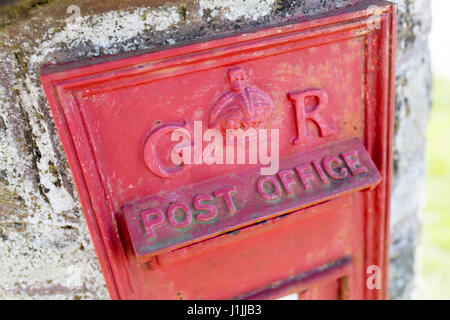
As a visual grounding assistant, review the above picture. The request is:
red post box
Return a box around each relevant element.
[40,0,396,300]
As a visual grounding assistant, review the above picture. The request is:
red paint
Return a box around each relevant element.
[257,176,282,200]
[193,194,218,222]
[40,0,396,300]
[322,156,349,180]
[288,89,334,144]
[342,150,369,176]
[167,202,193,229]
[123,138,381,261]
[142,122,192,178]
[142,208,165,239]
[210,66,274,132]
[277,169,297,196]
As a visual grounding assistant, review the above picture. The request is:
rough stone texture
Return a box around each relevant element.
[389,0,432,300]
[0,0,431,299]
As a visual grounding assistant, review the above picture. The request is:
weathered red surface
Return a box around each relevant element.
[40,0,396,300]
[124,138,381,261]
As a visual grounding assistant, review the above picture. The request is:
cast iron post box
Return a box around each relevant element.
[40,0,396,300]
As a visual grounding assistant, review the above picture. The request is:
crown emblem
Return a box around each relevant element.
[209,67,274,132]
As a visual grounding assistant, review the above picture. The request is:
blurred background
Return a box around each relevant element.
[420,0,450,300]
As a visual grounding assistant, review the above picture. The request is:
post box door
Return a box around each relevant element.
[40,0,396,300]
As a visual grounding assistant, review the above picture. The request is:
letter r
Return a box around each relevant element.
[288,89,334,145]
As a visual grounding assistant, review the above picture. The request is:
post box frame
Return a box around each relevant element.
[41,0,396,300]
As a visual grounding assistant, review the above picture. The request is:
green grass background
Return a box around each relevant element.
[421,77,450,299]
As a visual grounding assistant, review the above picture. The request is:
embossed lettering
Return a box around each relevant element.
[213,186,238,214]
[143,122,193,178]
[323,156,348,180]
[125,140,382,252]
[167,202,193,229]
[312,160,330,185]
[193,194,218,221]
[142,208,165,239]
[256,176,282,201]
[295,164,316,190]
[341,150,368,176]
[277,169,297,196]
[209,67,274,132]
[288,89,334,144]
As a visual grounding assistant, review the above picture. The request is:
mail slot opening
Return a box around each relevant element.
[121,191,360,271]
[235,255,353,300]
[139,192,358,297]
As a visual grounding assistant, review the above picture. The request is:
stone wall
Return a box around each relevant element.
[0,0,431,299]
[389,0,432,299]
